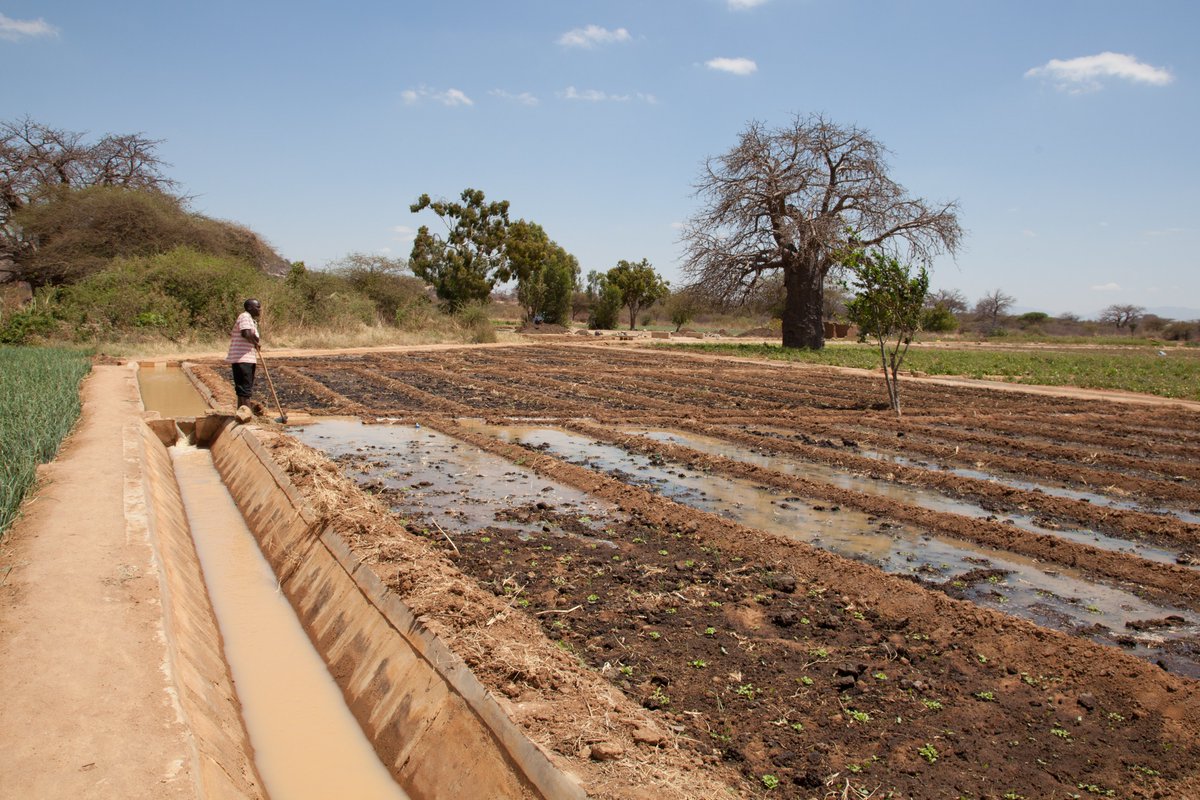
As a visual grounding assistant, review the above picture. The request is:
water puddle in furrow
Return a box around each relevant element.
[619,427,1193,569]
[295,419,1199,677]
[854,443,1200,527]
[137,365,209,417]
[291,420,620,544]
[170,444,408,800]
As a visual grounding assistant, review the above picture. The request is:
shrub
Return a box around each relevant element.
[0,292,60,344]
[588,280,622,330]
[11,186,286,287]
[53,247,265,341]
[273,262,376,331]
[456,302,497,343]
[921,305,959,333]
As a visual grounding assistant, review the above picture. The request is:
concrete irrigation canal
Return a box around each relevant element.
[3,344,1200,799]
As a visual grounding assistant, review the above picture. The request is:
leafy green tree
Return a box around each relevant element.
[1017,311,1049,330]
[845,251,929,417]
[502,220,580,325]
[409,188,510,311]
[586,270,622,330]
[605,258,669,330]
[666,288,702,332]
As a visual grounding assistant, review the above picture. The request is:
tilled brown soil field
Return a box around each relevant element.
[193,343,1200,799]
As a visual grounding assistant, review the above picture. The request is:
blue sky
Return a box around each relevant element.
[4,1,1197,318]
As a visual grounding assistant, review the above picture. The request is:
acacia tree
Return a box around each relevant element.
[606,258,669,330]
[2,117,178,279]
[844,251,929,417]
[681,114,961,349]
[409,188,510,311]
[1099,303,1145,334]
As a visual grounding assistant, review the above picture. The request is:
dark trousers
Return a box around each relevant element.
[231,363,257,406]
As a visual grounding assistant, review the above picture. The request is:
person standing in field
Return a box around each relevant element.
[225,298,263,413]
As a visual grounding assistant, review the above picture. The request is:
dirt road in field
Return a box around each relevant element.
[0,366,193,799]
[191,342,1200,798]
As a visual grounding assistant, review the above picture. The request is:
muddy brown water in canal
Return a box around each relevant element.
[172,445,408,799]
[194,345,1200,798]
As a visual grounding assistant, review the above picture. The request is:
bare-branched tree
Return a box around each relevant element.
[1,117,177,268]
[681,114,962,349]
[973,288,1016,328]
[1098,303,1145,334]
[926,287,968,314]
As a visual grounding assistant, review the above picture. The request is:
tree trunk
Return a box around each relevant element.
[781,258,826,349]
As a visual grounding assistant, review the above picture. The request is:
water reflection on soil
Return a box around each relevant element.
[291,419,622,544]
[294,419,1200,677]
[855,444,1200,527]
[622,427,1191,568]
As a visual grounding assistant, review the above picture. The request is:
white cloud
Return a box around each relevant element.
[377,247,393,254]
[669,221,686,231]
[558,25,631,49]
[1091,282,1122,292]
[392,225,416,242]
[489,89,539,106]
[728,0,769,9]
[560,86,656,104]
[0,13,58,40]
[1025,52,1172,93]
[1144,227,1186,237]
[402,86,473,107]
[706,57,758,76]
[1021,229,1037,238]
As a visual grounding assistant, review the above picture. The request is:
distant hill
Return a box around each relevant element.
[1146,306,1200,321]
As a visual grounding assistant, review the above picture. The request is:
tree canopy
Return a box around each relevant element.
[606,258,669,330]
[10,185,286,287]
[845,251,929,416]
[409,188,510,311]
[503,219,579,325]
[681,114,961,349]
[2,117,178,270]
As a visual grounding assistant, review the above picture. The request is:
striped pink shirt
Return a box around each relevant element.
[225,311,259,364]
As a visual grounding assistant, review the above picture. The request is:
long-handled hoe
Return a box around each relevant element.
[256,349,288,424]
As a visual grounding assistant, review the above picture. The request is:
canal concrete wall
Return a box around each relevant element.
[207,420,585,800]
[133,415,265,799]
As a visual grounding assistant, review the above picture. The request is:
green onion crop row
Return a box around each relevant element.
[0,347,92,536]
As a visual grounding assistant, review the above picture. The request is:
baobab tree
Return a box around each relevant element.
[681,114,962,349]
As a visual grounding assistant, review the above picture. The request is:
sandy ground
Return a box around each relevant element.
[0,365,194,799]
